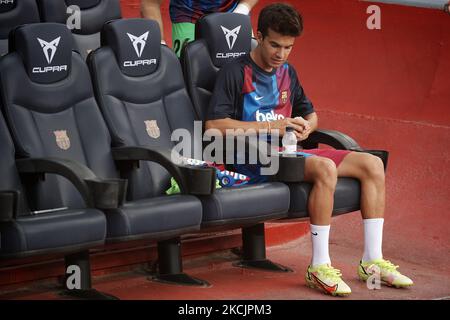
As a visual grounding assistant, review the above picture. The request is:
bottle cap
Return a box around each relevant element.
[286,126,294,132]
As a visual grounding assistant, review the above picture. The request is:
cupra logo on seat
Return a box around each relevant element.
[127,32,149,58]
[0,0,14,4]
[37,37,61,64]
[220,25,241,50]
[216,25,246,59]
[124,31,156,67]
[33,37,67,74]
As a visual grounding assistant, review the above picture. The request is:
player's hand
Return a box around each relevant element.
[271,117,307,139]
[293,117,312,140]
[292,117,310,131]
[296,125,312,141]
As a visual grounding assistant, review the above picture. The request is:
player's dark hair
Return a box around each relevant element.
[257,3,303,38]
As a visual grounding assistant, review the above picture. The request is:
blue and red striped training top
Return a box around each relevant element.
[207,54,315,182]
[169,0,238,24]
[207,54,315,123]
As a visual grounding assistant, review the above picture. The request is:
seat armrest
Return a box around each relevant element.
[302,129,363,151]
[112,146,216,195]
[84,178,128,208]
[0,190,19,221]
[16,158,126,209]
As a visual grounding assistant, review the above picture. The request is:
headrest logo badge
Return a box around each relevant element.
[32,36,67,74]
[54,130,71,150]
[220,25,241,50]
[127,32,149,58]
[145,120,160,139]
[37,37,61,64]
[216,25,246,59]
[0,0,14,4]
[123,31,156,68]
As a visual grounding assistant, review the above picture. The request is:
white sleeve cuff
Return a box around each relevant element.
[233,3,250,15]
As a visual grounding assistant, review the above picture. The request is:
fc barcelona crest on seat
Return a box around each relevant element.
[145,120,160,139]
[54,130,71,150]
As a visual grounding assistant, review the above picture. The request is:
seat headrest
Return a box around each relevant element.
[10,23,74,84]
[0,0,16,13]
[101,18,161,77]
[65,0,100,10]
[38,0,122,36]
[1,0,41,41]
[195,13,252,68]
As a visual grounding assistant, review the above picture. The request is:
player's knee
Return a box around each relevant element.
[316,158,338,186]
[364,154,385,181]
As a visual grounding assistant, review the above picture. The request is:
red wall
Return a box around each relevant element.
[285,1,450,126]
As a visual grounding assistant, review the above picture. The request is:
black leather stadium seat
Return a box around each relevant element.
[182,13,253,121]
[88,18,292,275]
[182,12,375,220]
[37,0,121,59]
[0,0,40,56]
[0,92,112,298]
[0,22,213,289]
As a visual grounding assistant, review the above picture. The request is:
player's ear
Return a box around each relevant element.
[256,31,263,44]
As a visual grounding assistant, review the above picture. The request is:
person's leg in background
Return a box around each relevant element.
[171,22,195,58]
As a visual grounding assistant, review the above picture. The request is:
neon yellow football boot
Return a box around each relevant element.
[358,259,414,288]
[305,264,352,296]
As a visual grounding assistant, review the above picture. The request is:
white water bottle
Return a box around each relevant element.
[282,126,297,155]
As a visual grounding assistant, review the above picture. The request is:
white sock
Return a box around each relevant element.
[362,218,384,262]
[310,224,331,267]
